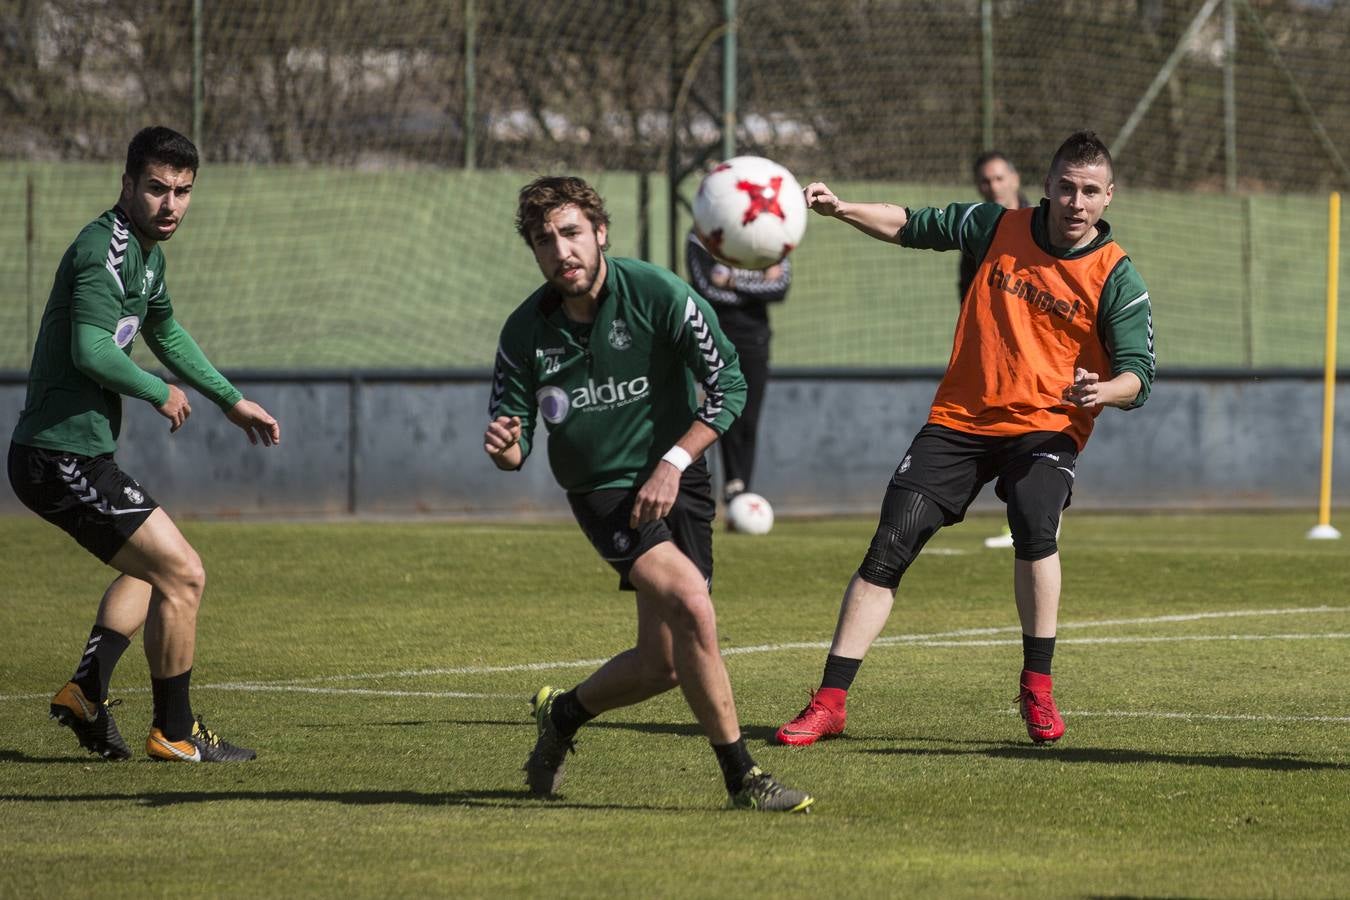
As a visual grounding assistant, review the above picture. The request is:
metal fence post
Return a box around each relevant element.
[1241,195,1255,366]
[638,172,650,262]
[1223,0,1237,192]
[464,0,477,170]
[192,0,203,150]
[980,0,994,150]
[722,0,737,162]
[667,0,679,270]
[348,373,362,514]
[26,174,35,364]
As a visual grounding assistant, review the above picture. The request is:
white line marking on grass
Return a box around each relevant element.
[878,605,1348,644]
[2,606,1343,703]
[215,605,1350,687]
[913,632,1350,647]
[1062,709,1350,724]
[0,685,513,702]
[870,605,1349,648]
[7,685,1347,725]
[285,657,619,683]
[206,683,513,700]
[1056,605,1347,629]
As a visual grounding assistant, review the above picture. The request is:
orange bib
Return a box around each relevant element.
[928,207,1125,449]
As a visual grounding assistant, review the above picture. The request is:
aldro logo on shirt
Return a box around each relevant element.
[987,264,1083,324]
[536,376,651,425]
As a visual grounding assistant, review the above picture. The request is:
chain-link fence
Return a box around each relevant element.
[2,0,1347,370]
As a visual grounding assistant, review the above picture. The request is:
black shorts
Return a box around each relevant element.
[890,423,1078,524]
[7,442,159,563]
[567,458,715,592]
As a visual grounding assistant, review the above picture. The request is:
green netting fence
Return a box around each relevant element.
[2,0,1348,371]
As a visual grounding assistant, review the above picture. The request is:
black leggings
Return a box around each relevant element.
[715,308,770,497]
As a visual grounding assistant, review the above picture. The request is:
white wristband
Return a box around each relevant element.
[661,446,693,473]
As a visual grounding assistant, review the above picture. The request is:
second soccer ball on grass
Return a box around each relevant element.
[727,492,774,535]
[692,156,807,270]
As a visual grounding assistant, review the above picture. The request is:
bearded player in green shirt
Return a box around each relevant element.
[8,127,279,763]
[484,176,813,812]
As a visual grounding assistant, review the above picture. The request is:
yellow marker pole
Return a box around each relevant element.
[1309,191,1342,539]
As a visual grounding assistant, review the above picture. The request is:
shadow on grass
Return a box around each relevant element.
[568,720,780,743]
[311,718,781,743]
[0,786,680,811]
[862,741,1349,771]
[295,719,466,729]
[0,749,109,765]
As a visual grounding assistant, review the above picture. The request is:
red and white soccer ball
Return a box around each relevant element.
[727,492,775,536]
[693,156,808,270]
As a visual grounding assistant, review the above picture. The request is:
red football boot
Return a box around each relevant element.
[775,689,847,746]
[1017,669,1065,744]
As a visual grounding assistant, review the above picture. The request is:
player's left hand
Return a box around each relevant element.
[631,463,681,527]
[227,398,281,446]
[1063,368,1100,408]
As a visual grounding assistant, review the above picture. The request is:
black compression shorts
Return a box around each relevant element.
[8,442,159,563]
[567,457,715,592]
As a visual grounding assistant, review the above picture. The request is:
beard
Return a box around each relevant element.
[125,205,178,244]
[552,257,600,297]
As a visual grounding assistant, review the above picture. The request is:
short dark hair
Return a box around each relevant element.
[973,150,1016,176]
[515,176,611,248]
[1049,130,1113,182]
[126,126,199,183]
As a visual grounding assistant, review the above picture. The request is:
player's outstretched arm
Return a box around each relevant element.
[483,415,523,470]
[225,398,281,446]
[804,181,909,244]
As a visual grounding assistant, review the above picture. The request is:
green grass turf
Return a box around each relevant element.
[1,511,1347,897]
[2,163,1347,371]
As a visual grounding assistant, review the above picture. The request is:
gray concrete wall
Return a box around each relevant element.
[2,375,1346,517]
[754,377,1349,512]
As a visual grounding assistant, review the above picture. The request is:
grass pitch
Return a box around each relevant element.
[0,511,1347,898]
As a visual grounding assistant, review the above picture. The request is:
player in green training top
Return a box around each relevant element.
[8,126,280,763]
[484,176,813,812]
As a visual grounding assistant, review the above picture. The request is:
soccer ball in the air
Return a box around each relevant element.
[693,156,807,270]
[727,492,775,535]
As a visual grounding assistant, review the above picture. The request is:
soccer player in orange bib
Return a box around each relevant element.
[775,131,1155,746]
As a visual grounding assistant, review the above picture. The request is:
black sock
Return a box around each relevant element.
[151,669,194,740]
[821,654,863,692]
[712,736,756,794]
[72,625,131,703]
[549,688,596,737]
[1022,635,1056,676]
